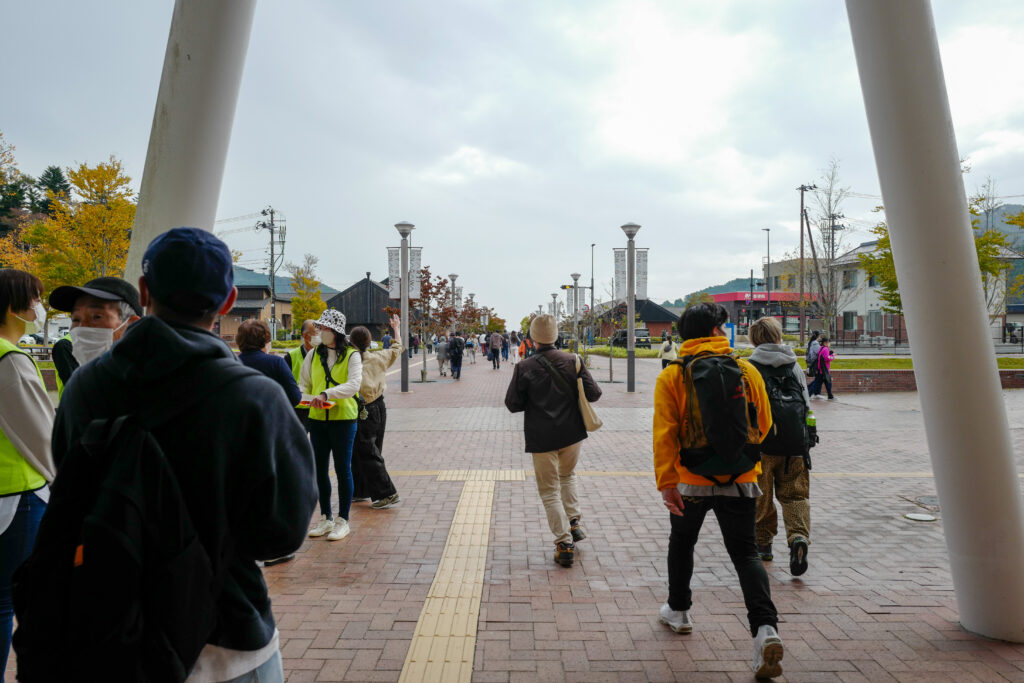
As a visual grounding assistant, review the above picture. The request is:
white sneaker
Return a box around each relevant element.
[327,518,350,541]
[308,515,334,538]
[658,603,693,634]
[752,625,783,679]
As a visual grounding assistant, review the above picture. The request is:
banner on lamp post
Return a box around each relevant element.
[387,247,422,298]
[614,248,626,299]
[636,248,648,300]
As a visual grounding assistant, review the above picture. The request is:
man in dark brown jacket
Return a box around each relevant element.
[505,314,602,567]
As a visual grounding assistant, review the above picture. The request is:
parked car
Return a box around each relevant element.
[18,333,45,346]
[610,328,651,349]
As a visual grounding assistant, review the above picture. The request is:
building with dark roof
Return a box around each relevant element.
[217,266,339,341]
[325,273,393,339]
[593,298,680,340]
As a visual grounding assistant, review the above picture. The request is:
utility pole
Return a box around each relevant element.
[256,206,285,340]
[621,223,641,393]
[590,243,596,344]
[797,184,817,344]
[763,228,771,320]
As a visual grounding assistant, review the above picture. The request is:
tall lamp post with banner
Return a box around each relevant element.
[621,223,641,393]
[394,222,414,392]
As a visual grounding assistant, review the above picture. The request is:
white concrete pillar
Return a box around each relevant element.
[125,0,257,282]
[847,0,1024,642]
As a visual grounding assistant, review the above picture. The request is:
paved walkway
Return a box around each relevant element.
[15,352,1023,681]
[259,351,1024,682]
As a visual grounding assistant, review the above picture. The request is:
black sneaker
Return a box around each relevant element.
[554,542,575,567]
[263,554,295,567]
[570,517,586,542]
[790,537,808,576]
[757,544,773,562]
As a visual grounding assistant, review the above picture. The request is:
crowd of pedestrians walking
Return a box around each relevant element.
[0,227,826,680]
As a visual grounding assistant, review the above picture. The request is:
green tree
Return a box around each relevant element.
[683,291,714,307]
[34,165,71,215]
[0,156,136,291]
[287,253,326,330]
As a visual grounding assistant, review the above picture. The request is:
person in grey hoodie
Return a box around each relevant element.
[747,317,812,577]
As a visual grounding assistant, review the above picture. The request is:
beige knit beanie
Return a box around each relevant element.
[529,314,558,344]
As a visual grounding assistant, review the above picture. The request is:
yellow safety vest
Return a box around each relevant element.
[0,338,47,496]
[287,345,308,410]
[308,347,358,421]
[55,333,72,400]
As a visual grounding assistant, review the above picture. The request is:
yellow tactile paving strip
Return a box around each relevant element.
[437,468,527,481]
[399,471,523,683]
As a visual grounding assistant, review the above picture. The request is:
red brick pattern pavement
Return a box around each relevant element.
[11,353,1024,681]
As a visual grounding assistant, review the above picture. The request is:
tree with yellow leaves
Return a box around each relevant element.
[0,156,136,296]
[288,253,327,331]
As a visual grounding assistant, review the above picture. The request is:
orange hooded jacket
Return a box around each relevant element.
[653,336,772,490]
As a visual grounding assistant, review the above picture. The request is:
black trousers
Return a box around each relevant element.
[491,349,500,369]
[351,398,397,501]
[667,495,778,637]
[450,355,463,379]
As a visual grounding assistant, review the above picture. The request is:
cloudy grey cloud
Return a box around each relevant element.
[3,0,1023,321]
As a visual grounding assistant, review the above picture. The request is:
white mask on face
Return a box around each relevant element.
[320,330,335,347]
[70,317,130,366]
[71,326,113,365]
[14,302,47,335]
[309,334,322,347]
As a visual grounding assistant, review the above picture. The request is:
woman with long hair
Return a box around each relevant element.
[349,316,402,509]
[300,309,362,541]
[0,269,56,673]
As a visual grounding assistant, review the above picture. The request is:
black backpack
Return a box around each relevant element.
[671,353,760,486]
[749,361,812,465]
[448,337,464,359]
[13,359,255,682]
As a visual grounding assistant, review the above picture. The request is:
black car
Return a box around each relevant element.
[610,328,651,349]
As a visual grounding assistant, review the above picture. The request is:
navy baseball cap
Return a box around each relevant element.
[142,227,234,312]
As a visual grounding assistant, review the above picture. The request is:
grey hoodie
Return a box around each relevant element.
[748,343,811,407]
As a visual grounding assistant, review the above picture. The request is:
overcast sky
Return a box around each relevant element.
[4,1,1024,321]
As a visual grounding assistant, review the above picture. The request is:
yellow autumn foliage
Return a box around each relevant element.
[0,156,136,297]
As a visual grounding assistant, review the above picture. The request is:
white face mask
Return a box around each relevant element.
[14,302,47,335]
[70,318,128,366]
[320,330,335,347]
[309,334,322,347]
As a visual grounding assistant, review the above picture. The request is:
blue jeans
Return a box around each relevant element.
[221,650,283,683]
[308,420,358,521]
[1,492,46,680]
[450,355,463,379]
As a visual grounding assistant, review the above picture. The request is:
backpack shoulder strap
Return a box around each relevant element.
[536,352,574,395]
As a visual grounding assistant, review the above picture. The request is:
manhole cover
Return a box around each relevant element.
[916,495,940,507]
[905,512,937,522]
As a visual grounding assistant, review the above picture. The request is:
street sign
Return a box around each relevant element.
[724,322,736,348]
[582,304,590,312]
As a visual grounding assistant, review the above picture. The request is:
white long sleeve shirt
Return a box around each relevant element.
[298,346,363,402]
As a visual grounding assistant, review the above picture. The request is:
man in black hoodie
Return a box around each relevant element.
[52,227,317,681]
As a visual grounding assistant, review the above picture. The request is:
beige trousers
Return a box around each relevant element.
[532,441,582,545]
[755,454,811,547]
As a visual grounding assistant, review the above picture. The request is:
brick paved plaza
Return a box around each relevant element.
[12,354,1024,682]
[255,353,1024,682]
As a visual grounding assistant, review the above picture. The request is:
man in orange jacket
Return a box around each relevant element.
[653,302,784,680]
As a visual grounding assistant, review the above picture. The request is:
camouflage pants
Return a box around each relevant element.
[755,454,810,547]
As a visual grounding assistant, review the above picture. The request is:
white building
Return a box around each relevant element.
[832,240,1022,344]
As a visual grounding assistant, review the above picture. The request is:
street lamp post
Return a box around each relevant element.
[590,244,596,343]
[763,228,771,321]
[395,222,414,392]
[621,223,641,393]
[551,292,558,318]
[448,273,458,315]
[571,272,581,352]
